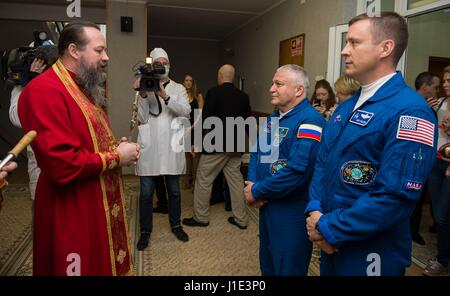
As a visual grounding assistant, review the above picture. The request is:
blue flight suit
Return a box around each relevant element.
[306,72,438,276]
[248,99,325,275]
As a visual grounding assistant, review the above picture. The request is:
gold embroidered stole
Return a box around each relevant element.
[52,59,133,275]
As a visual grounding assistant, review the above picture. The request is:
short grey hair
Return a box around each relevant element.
[276,64,310,91]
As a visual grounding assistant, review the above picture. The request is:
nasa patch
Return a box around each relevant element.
[349,110,374,127]
[406,180,423,191]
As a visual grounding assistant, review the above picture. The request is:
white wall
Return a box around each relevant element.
[148,37,220,95]
[106,1,147,174]
[221,0,355,113]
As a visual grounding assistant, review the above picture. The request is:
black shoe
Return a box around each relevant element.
[225,203,232,212]
[412,233,426,245]
[172,227,189,242]
[137,233,150,250]
[429,224,437,233]
[153,206,168,214]
[182,217,209,227]
[228,217,247,230]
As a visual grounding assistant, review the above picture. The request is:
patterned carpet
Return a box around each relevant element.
[0,177,265,276]
[0,184,32,275]
[0,177,438,276]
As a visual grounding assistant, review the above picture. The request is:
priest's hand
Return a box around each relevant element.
[118,137,128,145]
[116,142,140,166]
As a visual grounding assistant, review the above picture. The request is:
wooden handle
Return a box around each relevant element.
[10,130,37,157]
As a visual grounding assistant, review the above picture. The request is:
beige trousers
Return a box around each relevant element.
[193,153,248,227]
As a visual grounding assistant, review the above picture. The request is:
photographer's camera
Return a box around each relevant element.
[135,58,166,92]
[1,31,57,87]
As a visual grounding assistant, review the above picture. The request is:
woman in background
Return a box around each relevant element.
[310,79,336,120]
[183,74,204,189]
[334,75,360,103]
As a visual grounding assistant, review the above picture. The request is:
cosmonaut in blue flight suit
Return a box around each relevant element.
[246,65,325,275]
[306,72,438,276]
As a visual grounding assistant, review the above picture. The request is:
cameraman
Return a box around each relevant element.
[9,57,48,201]
[133,48,191,250]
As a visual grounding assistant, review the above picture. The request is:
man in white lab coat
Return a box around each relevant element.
[135,48,191,250]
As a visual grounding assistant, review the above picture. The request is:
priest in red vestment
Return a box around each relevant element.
[18,21,140,276]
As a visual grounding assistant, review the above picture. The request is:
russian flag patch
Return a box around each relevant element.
[297,124,322,142]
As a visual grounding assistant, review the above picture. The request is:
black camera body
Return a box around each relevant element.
[137,61,165,92]
[1,45,58,87]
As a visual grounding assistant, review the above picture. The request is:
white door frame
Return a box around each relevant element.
[328,0,450,81]
[326,24,348,84]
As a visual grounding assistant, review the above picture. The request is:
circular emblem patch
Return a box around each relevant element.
[341,161,377,185]
[271,159,287,175]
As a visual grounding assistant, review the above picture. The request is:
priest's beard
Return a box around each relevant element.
[76,57,107,107]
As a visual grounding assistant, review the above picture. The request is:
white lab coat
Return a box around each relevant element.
[136,80,191,176]
[9,85,41,200]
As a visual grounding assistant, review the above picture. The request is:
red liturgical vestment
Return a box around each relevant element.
[18,60,133,276]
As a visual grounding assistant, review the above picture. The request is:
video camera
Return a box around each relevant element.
[135,57,166,92]
[1,31,58,87]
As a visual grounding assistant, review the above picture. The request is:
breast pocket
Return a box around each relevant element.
[399,150,426,201]
[384,149,426,201]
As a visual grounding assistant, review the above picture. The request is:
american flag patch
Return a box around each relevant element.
[297,124,322,142]
[396,116,434,147]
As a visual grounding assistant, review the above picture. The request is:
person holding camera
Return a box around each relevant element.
[18,21,139,276]
[9,58,48,202]
[134,48,191,250]
[9,39,59,202]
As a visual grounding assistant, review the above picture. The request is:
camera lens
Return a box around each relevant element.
[145,79,155,89]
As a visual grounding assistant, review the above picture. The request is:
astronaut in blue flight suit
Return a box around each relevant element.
[244,64,325,275]
[306,12,438,276]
